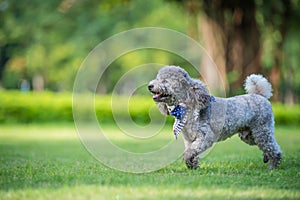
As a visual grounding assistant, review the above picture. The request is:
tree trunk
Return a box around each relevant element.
[200,0,261,95]
[0,44,12,82]
[199,14,228,95]
[185,0,227,95]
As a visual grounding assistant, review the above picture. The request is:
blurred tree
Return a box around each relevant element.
[0,0,65,90]
[177,0,261,95]
[1,0,299,102]
[257,0,300,103]
[0,0,188,91]
[174,0,300,103]
[256,0,292,102]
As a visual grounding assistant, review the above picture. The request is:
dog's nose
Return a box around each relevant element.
[148,84,154,91]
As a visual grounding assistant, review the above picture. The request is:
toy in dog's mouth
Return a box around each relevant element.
[151,92,171,102]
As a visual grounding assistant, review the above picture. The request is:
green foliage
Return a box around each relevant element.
[0,91,73,123]
[0,0,188,92]
[0,91,299,125]
[0,91,171,124]
[0,125,299,199]
[1,0,300,102]
[273,103,300,125]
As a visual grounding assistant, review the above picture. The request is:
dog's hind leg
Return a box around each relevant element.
[251,126,282,169]
[239,129,273,164]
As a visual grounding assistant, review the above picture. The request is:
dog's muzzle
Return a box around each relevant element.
[148,82,171,103]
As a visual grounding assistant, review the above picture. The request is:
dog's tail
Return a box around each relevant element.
[244,74,272,99]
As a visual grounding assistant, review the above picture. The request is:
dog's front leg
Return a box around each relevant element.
[184,130,215,169]
[183,138,201,169]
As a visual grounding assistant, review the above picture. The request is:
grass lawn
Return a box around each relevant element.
[0,124,299,199]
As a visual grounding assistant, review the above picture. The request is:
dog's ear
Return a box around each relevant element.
[157,102,169,115]
[191,80,211,109]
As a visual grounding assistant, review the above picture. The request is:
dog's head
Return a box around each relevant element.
[148,66,211,115]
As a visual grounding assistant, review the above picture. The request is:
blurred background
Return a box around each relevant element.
[1,1,300,198]
[1,0,300,104]
[0,0,300,125]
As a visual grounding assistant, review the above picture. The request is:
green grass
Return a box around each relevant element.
[0,124,299,199]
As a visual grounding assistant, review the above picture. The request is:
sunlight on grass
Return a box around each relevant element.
[1,185,299,200]
[0,124,78,141]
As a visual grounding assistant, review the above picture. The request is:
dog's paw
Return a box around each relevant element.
[268,153,282,170]
[184,149,199,169]
[185,159,199,169]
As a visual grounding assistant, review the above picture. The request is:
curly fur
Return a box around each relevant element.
[244,74,273,99]
[148,66,282,170]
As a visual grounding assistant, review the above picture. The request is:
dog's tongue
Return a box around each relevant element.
[153,93,161,98]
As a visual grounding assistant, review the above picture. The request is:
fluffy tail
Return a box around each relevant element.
[244,74,272,99]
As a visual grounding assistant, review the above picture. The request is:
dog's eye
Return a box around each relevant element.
[161,79,168,84]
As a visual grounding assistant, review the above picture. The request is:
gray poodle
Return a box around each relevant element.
[148,66,282,169]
